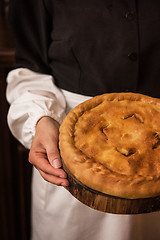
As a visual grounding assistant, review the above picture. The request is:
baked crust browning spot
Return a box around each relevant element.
[59,93,160,199]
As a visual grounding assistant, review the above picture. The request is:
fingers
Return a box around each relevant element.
[29,140,69,186]
[31,153,64,175]
[29,117,69,187]
[38,169,69,186]
[29,151,69,186]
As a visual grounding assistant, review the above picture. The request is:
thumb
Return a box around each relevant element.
[46,141,62,169]
[50,157,62,169]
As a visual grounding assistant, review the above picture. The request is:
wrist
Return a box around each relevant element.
[36,116,59,129]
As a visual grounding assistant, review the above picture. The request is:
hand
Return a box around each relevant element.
[29,116,69,187]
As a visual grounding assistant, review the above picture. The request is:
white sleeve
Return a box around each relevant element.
[6,68,66,149]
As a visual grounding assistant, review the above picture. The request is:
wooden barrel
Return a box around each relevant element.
[63,161,160,215]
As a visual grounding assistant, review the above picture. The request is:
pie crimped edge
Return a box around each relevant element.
[59,92,160,199]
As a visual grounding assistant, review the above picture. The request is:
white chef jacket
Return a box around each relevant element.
[6,68,160,240]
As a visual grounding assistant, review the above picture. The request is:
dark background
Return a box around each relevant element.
[0,1,32,239]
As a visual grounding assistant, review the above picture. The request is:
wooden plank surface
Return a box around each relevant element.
[63,162,160,214]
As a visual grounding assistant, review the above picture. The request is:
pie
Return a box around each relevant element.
[59,92,160,199]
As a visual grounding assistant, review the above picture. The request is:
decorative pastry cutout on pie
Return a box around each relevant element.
[59,93,160,199]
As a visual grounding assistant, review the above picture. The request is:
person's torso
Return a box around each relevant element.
[45,0,160,97]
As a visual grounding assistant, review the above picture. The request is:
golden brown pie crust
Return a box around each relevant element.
[59,92,160,199]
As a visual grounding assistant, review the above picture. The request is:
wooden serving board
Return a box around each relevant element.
[62,162,160,214]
